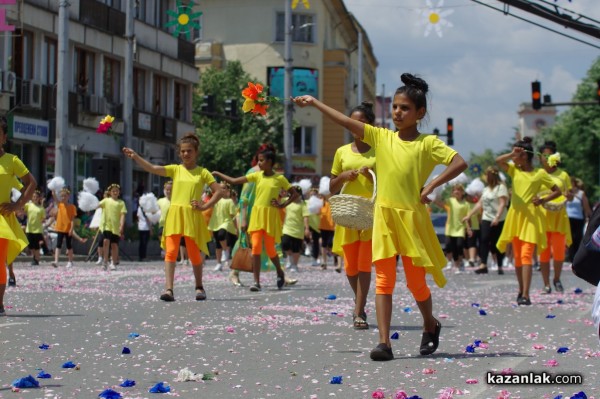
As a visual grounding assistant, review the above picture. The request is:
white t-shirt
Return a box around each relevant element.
[593,284,600,345]
[137,207,151,231]
[481,184,508,222]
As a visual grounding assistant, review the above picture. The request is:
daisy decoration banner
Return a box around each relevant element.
[417,0,454,38]
[165,0,202,40]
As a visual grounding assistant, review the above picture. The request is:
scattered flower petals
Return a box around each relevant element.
[11,375,39,388]
[466,378,478,384]
[62,361,77,369]
[533,344,545,350]
[393,390,409,399]
[371,390,385,399]
[423,368,436,374]
[174,368,203,382]
[119,379,136,387]
[501,368,513,375]
[98,388,122,399]
[544,359,559,367]
[330,376,343,384]
[226,326,235,333]
[149,382,170,393]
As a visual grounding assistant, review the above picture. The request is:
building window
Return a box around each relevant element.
[133,68,145,111]
[155,1,170,30]
[135,0,146,22]
[293,126,315,155]
[153,74,168,115]
[276,13,315,43]
[45,38,57,85]
[174,83,188,121]
[12,30,34,80]
[105,0,122,10]
[103,57,121,104]
[74,48,95,95]
[75,152,93,191]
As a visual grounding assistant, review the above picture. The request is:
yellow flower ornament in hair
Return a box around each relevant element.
[547,152,561,168]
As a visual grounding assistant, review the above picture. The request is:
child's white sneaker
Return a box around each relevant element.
[290,264,299,273]
[213,263,223,271]
[109,261,116,271]
[96,257,104,265]
[66,261,73,268]
[221,250,229,262]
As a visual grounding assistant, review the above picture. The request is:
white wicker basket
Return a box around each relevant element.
[329,169,376,230]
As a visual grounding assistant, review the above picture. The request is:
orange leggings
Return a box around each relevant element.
[512,238,535,267]
[343,240,372,276]
[0,239,7,285]
[164,235,202,265]
[374,256,431,301]
[539,232,566,262]
[250,230,277,258]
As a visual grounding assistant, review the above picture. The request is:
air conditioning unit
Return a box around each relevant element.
[21,80,42,108]
[2,71,17,95]
[87,95,100,114]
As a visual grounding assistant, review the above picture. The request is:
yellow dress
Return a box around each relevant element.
[497,163,556,252]
[444,197,470,238]
[24,202,45,234]
[0,153,29,263]
[162,164,215,254]
[246,171,292,243]
[540,168,572,246]
[157,197,170,228]
[362,125,457,288]
[330,143,376,256]
[282,201,309,240]
[99,198,127,235]
[208,198,237,235]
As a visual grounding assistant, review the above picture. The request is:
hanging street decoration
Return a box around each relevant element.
[417,0,454,38]
[165,0,202,41]
[292,0,310,10]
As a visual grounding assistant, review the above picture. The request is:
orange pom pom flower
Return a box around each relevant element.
[241,82,278,116]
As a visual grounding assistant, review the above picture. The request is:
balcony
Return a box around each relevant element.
[79,0,125,36]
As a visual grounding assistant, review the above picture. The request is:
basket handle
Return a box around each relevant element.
[339,169,377,203]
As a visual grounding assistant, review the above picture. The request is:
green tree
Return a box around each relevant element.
[539,57,600,201]
[467,149,498,178]
[194,61,284,178]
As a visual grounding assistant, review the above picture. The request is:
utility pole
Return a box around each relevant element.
[357,30,363,103]
[122,0,134,224]
[283,0,293,177]
[380,84,385,128]
[55,0,70,183]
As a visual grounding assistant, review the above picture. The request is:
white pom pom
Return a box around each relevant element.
[77,191,99,212]
[307,195,323,214]
[139,192,159,213]
[499,172,506,182]
[83,177,100,194]
[465,178,485,196]
[297,179,312,196]
[47,176,65,192]
[11,188,22,203]
[319,176,330,196]
[146,211,161,225]
[448,172,469,186]
[89,208,102,229]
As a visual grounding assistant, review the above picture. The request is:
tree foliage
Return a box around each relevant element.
[538,57,600,201]
[193,61,284,178]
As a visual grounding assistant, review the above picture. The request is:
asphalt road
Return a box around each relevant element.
[1,257,598,398]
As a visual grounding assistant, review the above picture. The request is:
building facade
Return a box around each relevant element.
[1,0,198,197]
[517,102,557,139]
[195,0,377,177]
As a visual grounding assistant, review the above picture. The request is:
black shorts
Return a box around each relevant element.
[27,233,43,250]
[445,236,465,261]
[103,231,120,244]
[320,229,334,249]
[214,229,237,249]
[282,234,303,253]
[56,232,73,250]
[465,229,480,249]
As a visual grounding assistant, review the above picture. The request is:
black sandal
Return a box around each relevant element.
[160,288,175,302]
[370,343,394,361]
[195,286,206,301]
[419,319,441,355]
[352,313,369,330]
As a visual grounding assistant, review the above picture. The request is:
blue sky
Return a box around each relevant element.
[345,0,599,159]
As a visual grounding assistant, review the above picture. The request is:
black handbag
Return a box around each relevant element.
[572,205,600,287]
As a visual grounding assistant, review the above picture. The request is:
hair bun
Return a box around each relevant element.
[400,73,429,94]
[522,136,533,144]
[360,101,374,110]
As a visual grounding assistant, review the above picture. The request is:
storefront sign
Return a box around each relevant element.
[0,0,17,32]
[138,112,152,131]
[12,115,50,143]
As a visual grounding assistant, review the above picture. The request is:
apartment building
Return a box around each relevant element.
[0,0,198,194]
[195,0,377,176]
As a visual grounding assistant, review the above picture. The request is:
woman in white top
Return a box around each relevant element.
[566,177,592,262]
[463,166,508,274]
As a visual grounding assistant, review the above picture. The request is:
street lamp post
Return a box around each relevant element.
[283,0,293,177]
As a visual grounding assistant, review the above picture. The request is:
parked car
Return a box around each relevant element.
[430,213,447,244]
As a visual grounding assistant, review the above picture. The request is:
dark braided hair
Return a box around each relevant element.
[396,73,429,113]
[349,101,375,124]
[514,136,534,162]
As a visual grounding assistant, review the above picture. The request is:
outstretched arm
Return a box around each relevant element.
[212,171,248,186]
[122,147,167,177]
[421,154,468,204]
[192,182,224,212]
[292,95,365,140]
[496,148,518,172]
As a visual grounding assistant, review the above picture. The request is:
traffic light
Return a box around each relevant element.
[201,95,216,115]
[446,118,454,146]
[531,81,542,110]
[224,98,238,118]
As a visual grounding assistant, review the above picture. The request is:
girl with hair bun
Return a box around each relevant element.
[51,187,78,269]
[496,137,561,306]
[98,183,127,271]
[123,133,224,302]
[330,101,376,330]
[293,73,468,360]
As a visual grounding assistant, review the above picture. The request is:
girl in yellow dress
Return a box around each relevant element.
[537,141,572,294]
[0,115,37,316]
[213,149,300,292]
[98,184,127,271]
[496,137,561,306]
[293,73,467,360]
[330,101,376,330]
[24,190,46,266]
[208,183,238,271]
[123,133,223,301]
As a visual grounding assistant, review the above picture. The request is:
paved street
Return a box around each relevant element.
[1,256,599,398]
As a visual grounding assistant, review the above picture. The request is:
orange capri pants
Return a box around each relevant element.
[250,230,277,258]
[539,232,566,263]
[512,238,535,267]
[343,240,373,276]
[164,234,203,265]
[374,256,431,301]
[0,239,7,285]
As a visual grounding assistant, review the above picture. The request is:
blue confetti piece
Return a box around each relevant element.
[62,361,76,369]
[471,303,480,307]
[479,309,487,316]
[37,370,51,379]
[408,396,424,399]
[403,307,412,313]
[557,299,564,304]
[38,343,50,350]
[11,375,40,388]
[465,345,475,353]
[390,332,399,340]
[329,376,343,384]
[571,392,587,399]
[553,396,563,399]
[122,347,131,354]
[330,312,338,315]
[149,382,170,393]
[474,340,482,347]
[557,346,569,353]
[128,332,140,338]
[119,379,136,387]
[99,389,122,399]
[574,288,583,294]
[546,314,556,319]
[325,294,337,300]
